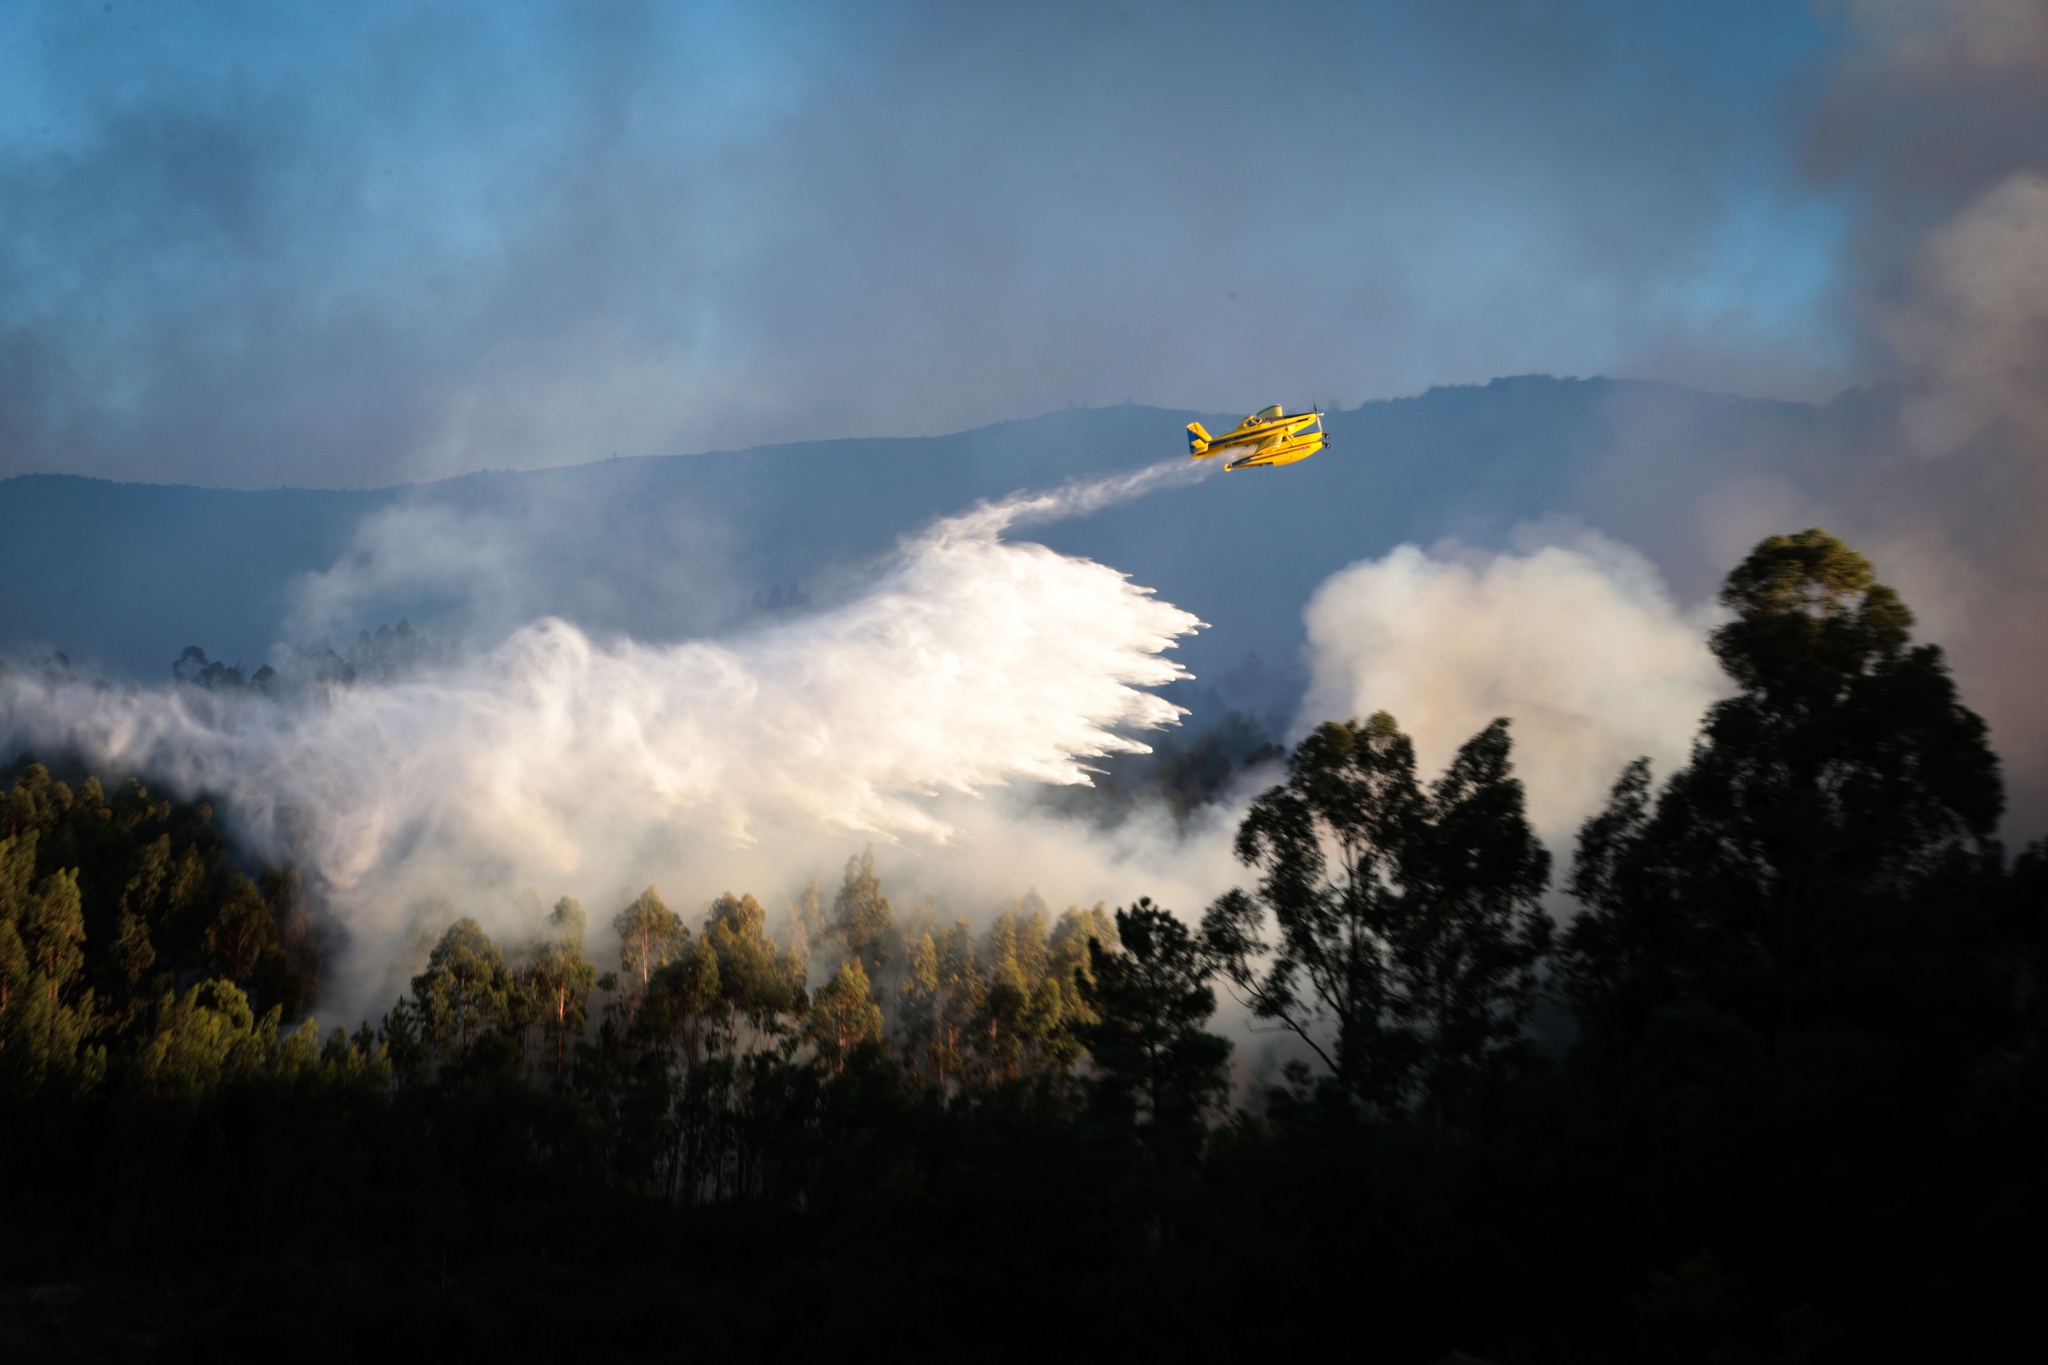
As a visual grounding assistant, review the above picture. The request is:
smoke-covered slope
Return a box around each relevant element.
[0,376,1856,707]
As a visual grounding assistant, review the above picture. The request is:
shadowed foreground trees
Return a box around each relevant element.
[2,529,2045,1362]
[1204,713,1552,1129]
[1079,898,1231,1161]
[1561,528,2010,1058]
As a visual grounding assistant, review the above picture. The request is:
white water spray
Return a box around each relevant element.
[2,463,1213,1016]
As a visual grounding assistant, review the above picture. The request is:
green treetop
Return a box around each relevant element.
[703,892,807,1046]
[390,917,523,1079]
[807,958,884,1073]
[613,886,686,995]
[831,846,895,973]
[897,930,942,1082]
[527,896,598,1085]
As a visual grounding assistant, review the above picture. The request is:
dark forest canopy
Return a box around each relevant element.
[3,529,2045,1362]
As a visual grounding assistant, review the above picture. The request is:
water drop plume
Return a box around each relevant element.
[1,463,1208,1015]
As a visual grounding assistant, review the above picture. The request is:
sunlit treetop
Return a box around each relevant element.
[1712,527,1915,697]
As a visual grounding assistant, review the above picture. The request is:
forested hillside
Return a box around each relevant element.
[3,529,2042,1362]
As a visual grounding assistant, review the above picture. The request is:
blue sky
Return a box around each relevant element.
[0,1,1869,487]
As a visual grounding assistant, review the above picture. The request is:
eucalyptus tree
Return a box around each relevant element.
[807,958,884,1073]
[1205,713,1551,1125]
[526,896,597,1085]
[613,886,686,998]
[388,917,525,1079]
[830,846,896,974]
[1561,529,2010,1054]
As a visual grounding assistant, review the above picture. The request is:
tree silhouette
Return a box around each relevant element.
[1079,898,1230,1161]
[1206,713,1550,1123]
[1561,528,2009,1053]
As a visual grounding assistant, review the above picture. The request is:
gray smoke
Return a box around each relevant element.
[1790,1,2048,831]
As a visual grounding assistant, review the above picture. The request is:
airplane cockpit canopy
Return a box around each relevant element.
[1253,404,1283,422]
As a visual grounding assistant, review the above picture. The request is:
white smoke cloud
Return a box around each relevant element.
[1297,530,1727,842]
[2,467,1213,1019]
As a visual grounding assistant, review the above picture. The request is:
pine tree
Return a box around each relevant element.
[979,954,1032,1081]
[110,908,156,1010]
[200,875,282,986]
[0,909,27,1066]
[1049,903,1117,1023]
[163,844,210,953]
[23,869,87,1020]
[1,868,99,1097]
[1080,898,1232,1161]
[133,979,310,1101]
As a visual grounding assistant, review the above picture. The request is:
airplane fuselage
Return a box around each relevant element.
[1188,407,1327,470]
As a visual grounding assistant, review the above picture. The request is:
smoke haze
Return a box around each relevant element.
[1781,1,2048,828]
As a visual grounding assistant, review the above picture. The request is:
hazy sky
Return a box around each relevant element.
[0,0,1867,488]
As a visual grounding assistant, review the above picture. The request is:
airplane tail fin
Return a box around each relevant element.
[1186,422,1211,457]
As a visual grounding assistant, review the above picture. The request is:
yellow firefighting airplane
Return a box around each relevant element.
[1185,404,1328,471]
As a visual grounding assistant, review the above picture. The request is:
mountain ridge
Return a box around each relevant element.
[0,376,1864,710]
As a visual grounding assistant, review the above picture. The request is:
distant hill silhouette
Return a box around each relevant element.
[0,377,1875,723]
